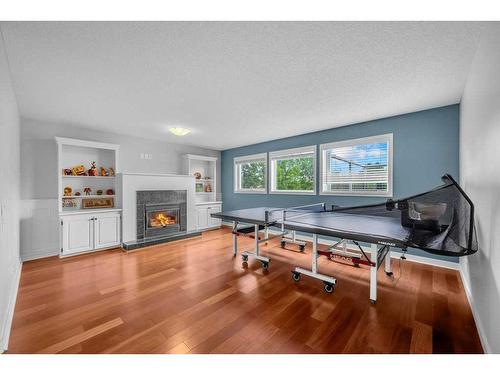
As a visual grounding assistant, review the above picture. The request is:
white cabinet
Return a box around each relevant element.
[196,206,209,229]
[196,203,222,231]
[61,211,121,256]
[209,205,222,227]
[62,214,94,255]
[94,213,121,249]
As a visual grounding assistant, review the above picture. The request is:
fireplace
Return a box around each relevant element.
[144,204,181,239]
[136,190,187,241]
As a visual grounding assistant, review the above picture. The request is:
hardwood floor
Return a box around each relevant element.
[7,228,483,354]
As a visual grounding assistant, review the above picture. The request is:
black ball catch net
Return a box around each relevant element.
[332,174,478,257]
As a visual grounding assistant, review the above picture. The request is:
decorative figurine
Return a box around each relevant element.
[75,191,81,196]
[204,183,212,193]
[96,190,103,196]
[100,167,108,176]
[88,161,98,176]
[106,189,114,195]
[109,167,115,176]
[72,165,86,176]
[194,172,202,179]
[63,168,72,176]
[83,187,92,196]
[63,186,73,196]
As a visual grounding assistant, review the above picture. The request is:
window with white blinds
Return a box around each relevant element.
[234,153,267,193]
[320,134,393,196]
[269,145,316,194]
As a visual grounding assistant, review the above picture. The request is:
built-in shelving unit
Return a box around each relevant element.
[56,137,121,214]
[183,154,219,204]
[56,137,122,257]
[183,154,222,231]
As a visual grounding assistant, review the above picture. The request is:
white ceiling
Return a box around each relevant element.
[1,22,484,150]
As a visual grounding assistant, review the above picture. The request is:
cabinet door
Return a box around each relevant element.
[62,214,94,255]
[94,213,121,249]
[209,205,222,228]
[196,207,209,230]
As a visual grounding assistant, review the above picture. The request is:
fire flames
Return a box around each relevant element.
[149,212,176,227]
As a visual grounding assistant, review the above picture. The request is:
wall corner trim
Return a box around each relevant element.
[1,260,22,353]
[459,260,491,354]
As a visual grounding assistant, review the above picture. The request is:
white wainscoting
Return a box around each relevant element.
[20,199,60,261]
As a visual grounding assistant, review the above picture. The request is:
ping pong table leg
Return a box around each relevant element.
[370,244,378,304]
[254,224,260,256]
[292,233,336,293]
[232,221,238,257]
[241,224,271,269]
[384,248,393,276]
[311,233,318,274]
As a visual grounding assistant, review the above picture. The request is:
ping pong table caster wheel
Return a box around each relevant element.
[323,283,334,294]
[280,241,286,249]
[370,299,376,305]
[291,271,301,282]
[261,261,269,270]
[299,245,305,252]
[242,255,248,266]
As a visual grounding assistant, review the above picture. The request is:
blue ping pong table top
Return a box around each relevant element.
[212,206,412,248]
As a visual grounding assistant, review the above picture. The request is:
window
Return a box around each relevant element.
[234,153,267,193]
[320,134,393,196]
[269,146,316,194]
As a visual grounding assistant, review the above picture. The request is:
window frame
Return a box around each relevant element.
[319,134,393,197]
[269,145,317,195]
[233,153,268,194]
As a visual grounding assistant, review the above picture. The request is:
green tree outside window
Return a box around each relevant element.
[275,157,314,191]
[241,162,266,189]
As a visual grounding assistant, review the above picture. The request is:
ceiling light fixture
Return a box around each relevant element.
[169,127,191,136]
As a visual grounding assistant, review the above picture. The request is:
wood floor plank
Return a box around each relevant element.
[7,229,483,354]
[36,317,124,354]
[410,321,433,353]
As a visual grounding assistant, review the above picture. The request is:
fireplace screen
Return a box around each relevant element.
[148,210,178,228]
[144,204,182,239]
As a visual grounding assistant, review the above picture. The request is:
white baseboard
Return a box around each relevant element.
[459,259,490,353]
[22,248,60,262]
[223,223,460,271]
[1,261,22,353]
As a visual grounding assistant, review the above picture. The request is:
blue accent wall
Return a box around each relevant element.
[221,105,460,262]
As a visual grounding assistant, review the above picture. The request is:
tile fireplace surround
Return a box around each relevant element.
[136,190,187,241]
[118,173,200,251]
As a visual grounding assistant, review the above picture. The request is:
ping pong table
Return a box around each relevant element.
[211,203,394,303]
[211,174,478,304]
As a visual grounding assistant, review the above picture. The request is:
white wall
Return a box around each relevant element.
[459,23,500,354]
[0,28,21,351]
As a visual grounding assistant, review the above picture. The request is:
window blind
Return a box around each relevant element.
[321,134,392,195]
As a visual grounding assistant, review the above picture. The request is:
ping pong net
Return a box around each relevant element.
[265,203,327,224]
[273,175,477,257]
